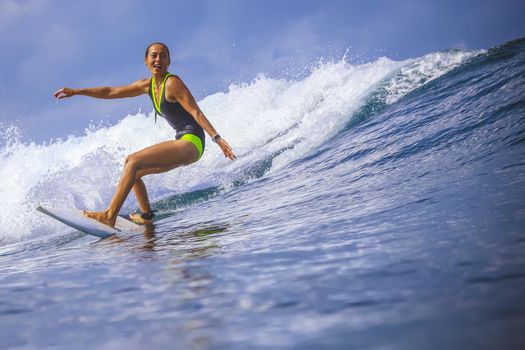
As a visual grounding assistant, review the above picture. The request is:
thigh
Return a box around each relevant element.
[130,140,199,172]
[136,164,179,178]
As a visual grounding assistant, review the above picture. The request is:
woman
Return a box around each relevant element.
[54,42,236,227]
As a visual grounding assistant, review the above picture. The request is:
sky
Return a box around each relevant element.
[0,0,524,143]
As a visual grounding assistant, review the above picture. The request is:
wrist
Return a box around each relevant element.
[212,133,221,142]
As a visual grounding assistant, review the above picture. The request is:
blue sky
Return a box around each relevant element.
[1,0,524,143]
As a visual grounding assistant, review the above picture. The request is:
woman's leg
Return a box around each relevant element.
[133,178,151,214]
[130,165,179,224]
[84,140,199,227]
[133,164,176,214]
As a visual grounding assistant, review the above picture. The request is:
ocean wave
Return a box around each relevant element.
[0,48,482,242]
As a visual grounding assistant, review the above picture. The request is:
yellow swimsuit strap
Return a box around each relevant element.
[151,73,172,115]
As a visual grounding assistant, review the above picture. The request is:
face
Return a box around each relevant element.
[145,44,170,75]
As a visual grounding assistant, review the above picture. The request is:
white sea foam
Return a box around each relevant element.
[384,49,482,104]
[0,50,478,241]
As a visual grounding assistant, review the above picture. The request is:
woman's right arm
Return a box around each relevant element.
[54,78,149,100]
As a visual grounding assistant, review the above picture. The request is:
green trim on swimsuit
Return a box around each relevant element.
[151,73,171,115]
[180,133,203,159]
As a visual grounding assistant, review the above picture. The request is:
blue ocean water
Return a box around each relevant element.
[1,38,524,349]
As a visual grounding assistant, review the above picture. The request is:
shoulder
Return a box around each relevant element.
[166,74,185,87]
[165,74,190,94]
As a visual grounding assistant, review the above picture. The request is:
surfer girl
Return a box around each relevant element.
[54,42,236,227]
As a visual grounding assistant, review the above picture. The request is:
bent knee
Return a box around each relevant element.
[124,154,141,170]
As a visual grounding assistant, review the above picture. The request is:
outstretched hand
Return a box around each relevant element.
[217,138,236,160]
[53,87,77,99]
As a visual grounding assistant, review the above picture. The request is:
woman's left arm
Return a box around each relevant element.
[167,76,236,160]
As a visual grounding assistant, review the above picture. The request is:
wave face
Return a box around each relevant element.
[1,39,524,349]
[0,48,480,242]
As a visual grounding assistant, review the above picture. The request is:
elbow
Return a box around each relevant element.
[106,87,118,99]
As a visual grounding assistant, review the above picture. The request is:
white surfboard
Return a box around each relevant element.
[37,206,141,238]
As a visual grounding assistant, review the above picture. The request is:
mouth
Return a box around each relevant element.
[153,63,162,70]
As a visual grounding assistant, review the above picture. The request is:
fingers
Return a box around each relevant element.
[53,88,65,99]
[53,87,74,99]
[218,138,236,160]
[225,148,236,160]
[223,141,236,160]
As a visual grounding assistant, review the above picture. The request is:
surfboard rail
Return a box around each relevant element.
[37,206,141,238]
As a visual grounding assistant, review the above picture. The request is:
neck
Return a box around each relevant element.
[152,72,169,85]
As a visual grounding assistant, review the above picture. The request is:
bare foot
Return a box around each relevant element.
[83,209,117,228]
[129,213,153,225]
